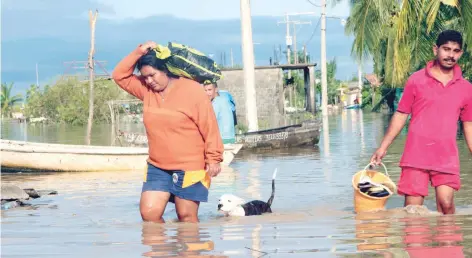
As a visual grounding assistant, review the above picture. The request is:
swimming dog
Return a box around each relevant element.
[217,169,277,216]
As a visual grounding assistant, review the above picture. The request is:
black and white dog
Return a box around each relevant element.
[217,169,277,216]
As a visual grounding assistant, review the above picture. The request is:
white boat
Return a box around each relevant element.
[0,139,242,172]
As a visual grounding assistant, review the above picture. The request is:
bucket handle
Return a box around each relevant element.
[362,162,389,177]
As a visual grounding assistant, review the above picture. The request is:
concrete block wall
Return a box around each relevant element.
[217,67,285,129]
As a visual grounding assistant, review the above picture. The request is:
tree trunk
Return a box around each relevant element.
[86,10,98,145]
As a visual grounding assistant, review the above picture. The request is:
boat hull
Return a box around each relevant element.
[235,120,321,150]
[1,140,242,172]
[345,104,361,109]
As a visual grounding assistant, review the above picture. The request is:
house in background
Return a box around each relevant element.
[339,81,362,108]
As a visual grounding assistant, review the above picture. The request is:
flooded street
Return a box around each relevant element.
[2,110,472,257]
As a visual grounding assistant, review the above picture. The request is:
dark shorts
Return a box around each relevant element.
[142,163,209,203]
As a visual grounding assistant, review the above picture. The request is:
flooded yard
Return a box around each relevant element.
[2,110,472,257]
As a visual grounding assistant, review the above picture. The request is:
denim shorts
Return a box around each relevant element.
[142,163,209,203]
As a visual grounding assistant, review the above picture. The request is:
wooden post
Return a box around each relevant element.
[86,10,98,145]
[289,86,293,107]
[305,66,316,113]
[303,45,307,64]
[230,48,234,68]
[107,101,116,145]
[293,22,298,64]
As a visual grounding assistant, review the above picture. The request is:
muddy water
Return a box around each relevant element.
[2,110,472,257]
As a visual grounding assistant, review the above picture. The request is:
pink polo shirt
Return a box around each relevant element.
[397,61,472,174]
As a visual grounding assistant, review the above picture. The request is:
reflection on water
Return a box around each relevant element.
[2,110,472,257]
[0,121,145,146]
[141,223,227,258]
[339,210,470,257]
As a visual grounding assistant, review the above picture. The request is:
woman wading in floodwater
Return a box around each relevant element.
[112,41,224,223]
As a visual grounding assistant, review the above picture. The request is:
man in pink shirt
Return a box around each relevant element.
[371,30,472,214]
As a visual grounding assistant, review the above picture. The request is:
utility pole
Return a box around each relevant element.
[277,13,292,78]
[86,9,98,145]
[278,13,313,71]
[230,48,234,68]
[272,45,277,64]
[285,14,291,68]
[224,52,227,67]
[277,13,312,109]
[293,22,298,64]
[358,62,363,104]
[36,63,39,87]
[292,21,311,64]
[320,0,328,117]
[240,0,258,132]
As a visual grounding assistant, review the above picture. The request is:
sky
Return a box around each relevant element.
[2,0,351,21]
[1,0,369,97]
[93,0,351,20]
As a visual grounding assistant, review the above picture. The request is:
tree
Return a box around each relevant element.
[24,84,44,118]
[290,50,311,64]
[1,82,23,118]
[345,0,472,87]
[315,58,342,105]
[23,77,130,125]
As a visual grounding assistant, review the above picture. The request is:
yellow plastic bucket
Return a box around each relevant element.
[352,163,397,214]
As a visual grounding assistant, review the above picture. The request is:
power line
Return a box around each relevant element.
[61,60,110,82]
[277,13,314,66]
[306,0,322,7]
[304,16,321,46]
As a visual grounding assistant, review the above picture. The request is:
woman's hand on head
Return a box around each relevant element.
[139,41,157,53]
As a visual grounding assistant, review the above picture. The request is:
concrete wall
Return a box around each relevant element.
[218,67,285,129]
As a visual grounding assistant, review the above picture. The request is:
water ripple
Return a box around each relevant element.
[2,111,472,257]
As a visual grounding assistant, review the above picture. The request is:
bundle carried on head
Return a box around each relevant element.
[150,42,222,85]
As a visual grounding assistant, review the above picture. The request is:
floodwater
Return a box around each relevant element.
[2,110,472,257]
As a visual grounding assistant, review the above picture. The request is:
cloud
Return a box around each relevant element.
[1,0,365,97]
[1,0,114,16]
[94,0,351,21]
[1,0,114,40]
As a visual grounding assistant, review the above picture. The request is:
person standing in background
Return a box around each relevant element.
[203,83,236,143]
[218,89,238,126]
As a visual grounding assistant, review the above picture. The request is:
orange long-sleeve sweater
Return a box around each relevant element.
[112,46,224,171]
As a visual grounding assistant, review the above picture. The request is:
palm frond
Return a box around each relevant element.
[345,0,392,62]
[384,19,413,87]
[9,94,24,105]
[460,0,472,49]
[384,26,396,86]
[441,0,460,7]
[396,0,425,40]
[347,0,472,87]
[425,0,442,32]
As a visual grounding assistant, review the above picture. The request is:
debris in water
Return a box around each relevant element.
[1,185,58,210]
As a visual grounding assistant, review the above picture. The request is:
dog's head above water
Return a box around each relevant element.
[217,194,245,215]
[217,169,277,217]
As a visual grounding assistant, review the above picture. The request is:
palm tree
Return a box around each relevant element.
[315,59,342,105]
[344,0,472,87]
[1,82,24,118]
